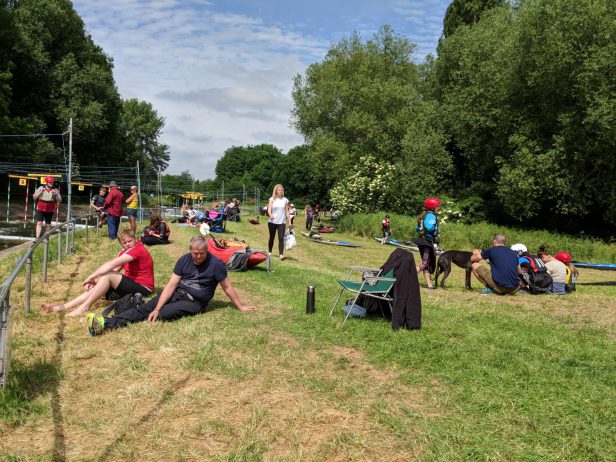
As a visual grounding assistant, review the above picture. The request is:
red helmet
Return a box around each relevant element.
[45,176,55,185]
[424,197,441,209]
[555,251,571,264]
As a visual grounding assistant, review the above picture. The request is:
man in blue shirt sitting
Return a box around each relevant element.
[86,235,255,335]
[470,233,521,295]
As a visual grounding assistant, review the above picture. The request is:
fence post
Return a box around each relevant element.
[70,219,75,253]
[65,223,69,255]
[0,291,12,388]
[24,255,32,313]
[42,237,49,283]
[96,215,100,236]
[57,229,62,265]
[84,218,88,242]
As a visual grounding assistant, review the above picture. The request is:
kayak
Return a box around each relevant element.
[571,261,616,271]
[312,226,336,233]
[207,238,268,268]
[301,232,361,247]
[375,237,445,255]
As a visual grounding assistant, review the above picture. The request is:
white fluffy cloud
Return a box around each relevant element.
[72,0,448,178]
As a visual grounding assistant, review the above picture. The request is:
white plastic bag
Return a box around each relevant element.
[284,228,296,250]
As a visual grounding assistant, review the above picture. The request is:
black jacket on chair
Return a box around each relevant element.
[381,248,422,330]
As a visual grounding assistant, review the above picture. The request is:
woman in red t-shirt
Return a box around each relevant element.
[41,229,154,317]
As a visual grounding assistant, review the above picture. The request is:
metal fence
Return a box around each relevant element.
[0,212,100,387]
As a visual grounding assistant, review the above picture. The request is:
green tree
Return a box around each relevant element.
[292,26,419,181]
[442,0,505,38]
[214,144,283,194]
[119,98,170,175]
[435,0,616,232]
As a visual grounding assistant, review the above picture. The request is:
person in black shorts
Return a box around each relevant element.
[86,235,255,335]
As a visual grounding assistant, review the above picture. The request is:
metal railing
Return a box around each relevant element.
[0,212,100,387]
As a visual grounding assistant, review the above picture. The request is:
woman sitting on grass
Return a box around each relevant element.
[40,229,154,317]
[141,214,170,246]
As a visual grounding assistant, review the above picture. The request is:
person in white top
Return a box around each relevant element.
[267,184,290,260]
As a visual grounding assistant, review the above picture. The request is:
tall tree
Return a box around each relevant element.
[442,0,505,38]
[119,98,170,175]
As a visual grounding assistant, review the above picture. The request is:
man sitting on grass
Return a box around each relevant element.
[471,233,521,295]
[87,235,255,335]
[41,229,154,317]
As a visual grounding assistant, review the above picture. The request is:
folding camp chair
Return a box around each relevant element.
[330,266,396,328]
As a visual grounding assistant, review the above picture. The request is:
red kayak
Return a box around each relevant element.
[207,238,268,268]
[312,226,336,233]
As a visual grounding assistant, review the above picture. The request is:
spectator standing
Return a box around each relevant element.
[267,184,290,260]
[125,185,139,236]
[103,181,124,240]
[33,176,62,238]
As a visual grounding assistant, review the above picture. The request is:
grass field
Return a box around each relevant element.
[0,218,614,461]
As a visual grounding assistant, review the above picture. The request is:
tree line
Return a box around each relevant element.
[207,0,614,236]
[0,0,169,177]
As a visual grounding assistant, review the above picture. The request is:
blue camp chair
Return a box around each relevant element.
[330,266,396,328]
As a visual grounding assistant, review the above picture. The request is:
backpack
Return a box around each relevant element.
[226,250,251,272]
[520,254,552,294]
[102,292,146,317]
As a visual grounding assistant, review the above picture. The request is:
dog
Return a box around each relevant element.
[434,250,474,290]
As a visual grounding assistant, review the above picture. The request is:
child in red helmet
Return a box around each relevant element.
[412,197,441,289]
[33,176,62,238]
[555,251,578,293]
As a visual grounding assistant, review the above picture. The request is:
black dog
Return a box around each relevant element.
[434,250,474,290]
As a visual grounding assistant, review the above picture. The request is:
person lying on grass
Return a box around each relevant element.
[41,229,154,317]
[86,235,255,335]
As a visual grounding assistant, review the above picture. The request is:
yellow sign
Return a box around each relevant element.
[19,178,26,186]
[78,185,85,191]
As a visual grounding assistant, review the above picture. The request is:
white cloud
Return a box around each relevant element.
[73,0,448,178]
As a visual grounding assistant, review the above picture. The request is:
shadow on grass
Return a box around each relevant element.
[1,314,67,461]
[97,375,190,462]
[576,281,616,286]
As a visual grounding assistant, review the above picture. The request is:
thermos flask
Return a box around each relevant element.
[306,285,315,314]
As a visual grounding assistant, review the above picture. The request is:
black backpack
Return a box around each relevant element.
[520,254,552,294]
[226,250,252,272]
[102,292,146,317]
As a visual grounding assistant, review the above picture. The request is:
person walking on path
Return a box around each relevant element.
[267,184,290,260]
[33,176,62,238]
[103,181,124,239]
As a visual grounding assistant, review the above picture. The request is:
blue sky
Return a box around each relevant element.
[72,0,450,179]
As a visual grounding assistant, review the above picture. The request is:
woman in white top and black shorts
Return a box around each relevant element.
[267,184,290,260]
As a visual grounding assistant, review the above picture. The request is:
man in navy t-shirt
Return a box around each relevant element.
[87,235,255,334]
[470,233,521,295]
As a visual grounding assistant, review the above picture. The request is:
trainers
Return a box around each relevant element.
[280,255,285,261]
[480,288,495,295]
[86,313,106,336]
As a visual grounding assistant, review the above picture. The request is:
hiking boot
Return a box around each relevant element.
[86,313,106,336]
[480,288,495,295]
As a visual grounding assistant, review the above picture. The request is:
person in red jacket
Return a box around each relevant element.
[33,176,62,238]
[103,180,124,239]
[40,229,154,317]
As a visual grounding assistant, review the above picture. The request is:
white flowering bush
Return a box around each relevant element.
[330,155,396,215]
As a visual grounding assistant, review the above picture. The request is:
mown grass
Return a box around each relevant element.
[339,213,616,262]
[0,218,614,461]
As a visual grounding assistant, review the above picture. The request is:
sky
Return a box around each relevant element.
[72,0,450,179]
